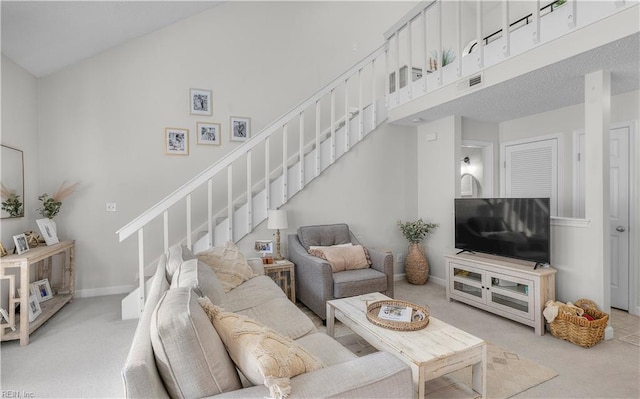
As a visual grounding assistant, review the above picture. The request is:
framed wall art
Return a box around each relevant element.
[189,88,212,116]
[230,116,251,142]
[196,122,221,146]
[165,128,189,155]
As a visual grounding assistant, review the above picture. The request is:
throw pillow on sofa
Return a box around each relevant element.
[199,297,324,399]
[171,259,225,305]
[308,244,370,272]
[151,288,242,399]
[196,241,256,293]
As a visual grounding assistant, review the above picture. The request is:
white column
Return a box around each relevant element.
[584,70,611,317]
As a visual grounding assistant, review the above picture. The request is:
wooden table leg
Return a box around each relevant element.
[418,365,426,399]
[69,246,76,300]
[20,262,29,346]
[472,343,487,398]
[326,303,335,337]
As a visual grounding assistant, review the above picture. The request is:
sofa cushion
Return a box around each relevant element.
[333,269,387,298]
[166,244,195,281]
[199,298,324,399]
[237,296,316,340]
[309,245,369,272]
[196,241,257,293]
[295,333,358,366]
[150,288,241,399]
[222,275,286,311]
[170,259,225,305]
[297,224,352,251]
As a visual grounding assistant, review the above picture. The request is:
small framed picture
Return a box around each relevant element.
[196,122,221,146]
[165,128,189,155]
[254,240,273,255]
[28,294,42,322]
[31,279,53,302]
[36,218,59,246]
[190,88,212,116]
[13,233,29,255]
[230,116,251,142]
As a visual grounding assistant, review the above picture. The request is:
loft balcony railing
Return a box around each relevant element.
[384,0,634,110]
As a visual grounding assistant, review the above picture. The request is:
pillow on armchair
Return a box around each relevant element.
[309,245,369,272]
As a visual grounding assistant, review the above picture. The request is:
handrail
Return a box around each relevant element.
[116,43,388,242]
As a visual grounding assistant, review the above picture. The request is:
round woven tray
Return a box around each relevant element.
[366,299,430,331]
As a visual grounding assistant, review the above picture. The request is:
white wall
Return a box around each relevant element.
[33,1,416,295]
[0,56,40,251]
[236,123,418,275]
[417,115,460,284]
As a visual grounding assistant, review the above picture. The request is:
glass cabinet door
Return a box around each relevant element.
[450,264,485,303]
[487,272,534,320]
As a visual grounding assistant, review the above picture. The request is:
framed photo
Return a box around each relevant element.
[196,122,221,146]
[31,279,53,302]
[28,294,42,322]
[36,218,59,246]
[189,88,212,116]
[12,233,29,255]
[230,116,251,142]
[254,240,273,255]
[165,128,189,155]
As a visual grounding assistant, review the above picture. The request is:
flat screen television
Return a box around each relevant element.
[454,198,551,265]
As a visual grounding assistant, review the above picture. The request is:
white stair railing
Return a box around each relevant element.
[117,44,389,317]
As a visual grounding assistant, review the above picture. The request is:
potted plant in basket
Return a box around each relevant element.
[397,218,438,285]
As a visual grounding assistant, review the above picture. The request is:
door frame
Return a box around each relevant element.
[462,139,494,197]
[573,120,638,315]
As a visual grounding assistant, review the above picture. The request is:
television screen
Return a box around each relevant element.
[455,198,551,264]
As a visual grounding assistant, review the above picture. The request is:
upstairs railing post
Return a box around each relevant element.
[455,1,462,77]
[476,0,484,68]
[330,89,336,163]
[566,0,577,28]
[315,100,321,176]
[532,0,541,44]
[358,68,364,139]
[502,0,511,57]
[282,124,288,205]
[344,78,350,152]
[371,58,377,127]
[407,19,413,98]
[436,0,443,86]
[299,112,305,190]
[422,9,428,89]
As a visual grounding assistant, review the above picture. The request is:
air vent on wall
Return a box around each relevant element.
[457,73,483,92]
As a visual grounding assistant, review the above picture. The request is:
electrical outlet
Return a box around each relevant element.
[106,202,117,212]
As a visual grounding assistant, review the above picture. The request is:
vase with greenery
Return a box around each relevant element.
[430,48,456,70]
[397,219,439,285]
[37,181,78,221]
[1,183,24,218]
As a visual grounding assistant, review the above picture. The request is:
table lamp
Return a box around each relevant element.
[267,209,288,260]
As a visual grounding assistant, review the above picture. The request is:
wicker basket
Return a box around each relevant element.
[549,299,609,348]
[366,299,430,331]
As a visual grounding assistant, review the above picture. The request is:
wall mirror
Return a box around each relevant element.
[1,145,25,219]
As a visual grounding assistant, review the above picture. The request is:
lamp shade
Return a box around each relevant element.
[267,209,288,230]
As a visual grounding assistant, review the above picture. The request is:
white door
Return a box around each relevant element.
[576,126,630,310]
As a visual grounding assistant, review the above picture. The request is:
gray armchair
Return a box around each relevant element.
[288,223,394,321]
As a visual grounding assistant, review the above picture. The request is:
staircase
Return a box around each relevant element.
[118,0,637,319]
[118,45,388,319]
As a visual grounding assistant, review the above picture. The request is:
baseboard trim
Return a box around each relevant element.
[75,285,135,298]
[394,273,446,286]
[605,325,614,341]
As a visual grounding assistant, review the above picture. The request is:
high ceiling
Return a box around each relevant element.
[1,1,223,77]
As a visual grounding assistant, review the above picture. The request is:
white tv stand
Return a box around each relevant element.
[444,252,556,336]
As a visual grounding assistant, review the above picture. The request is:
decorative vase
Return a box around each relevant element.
[405,243,429,285]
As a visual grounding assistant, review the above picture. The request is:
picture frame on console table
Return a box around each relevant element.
[31,279,53,302]
[37,218,59,246]
[28,294,42,322]
[12,233,29,255]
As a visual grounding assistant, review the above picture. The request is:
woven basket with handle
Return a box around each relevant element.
[549,299,608,348]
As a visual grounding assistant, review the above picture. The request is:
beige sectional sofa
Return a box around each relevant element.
[122,244,413,399]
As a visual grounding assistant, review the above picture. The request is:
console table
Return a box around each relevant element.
[0,240,75,346]
[445,253,556,335]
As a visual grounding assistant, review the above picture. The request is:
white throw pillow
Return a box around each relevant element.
[199,297,324,399]
[197,241,257,292]
[171,259,225,305]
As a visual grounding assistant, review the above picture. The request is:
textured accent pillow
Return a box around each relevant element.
[199,297,324,399]
[171,259,225,305]
[165,244,195,281]
[196,241,257,293]
[309,244,370,272]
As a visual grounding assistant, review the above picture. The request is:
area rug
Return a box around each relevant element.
[425,342,558,399]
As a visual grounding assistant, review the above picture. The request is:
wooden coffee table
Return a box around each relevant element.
[327,293,486,399]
